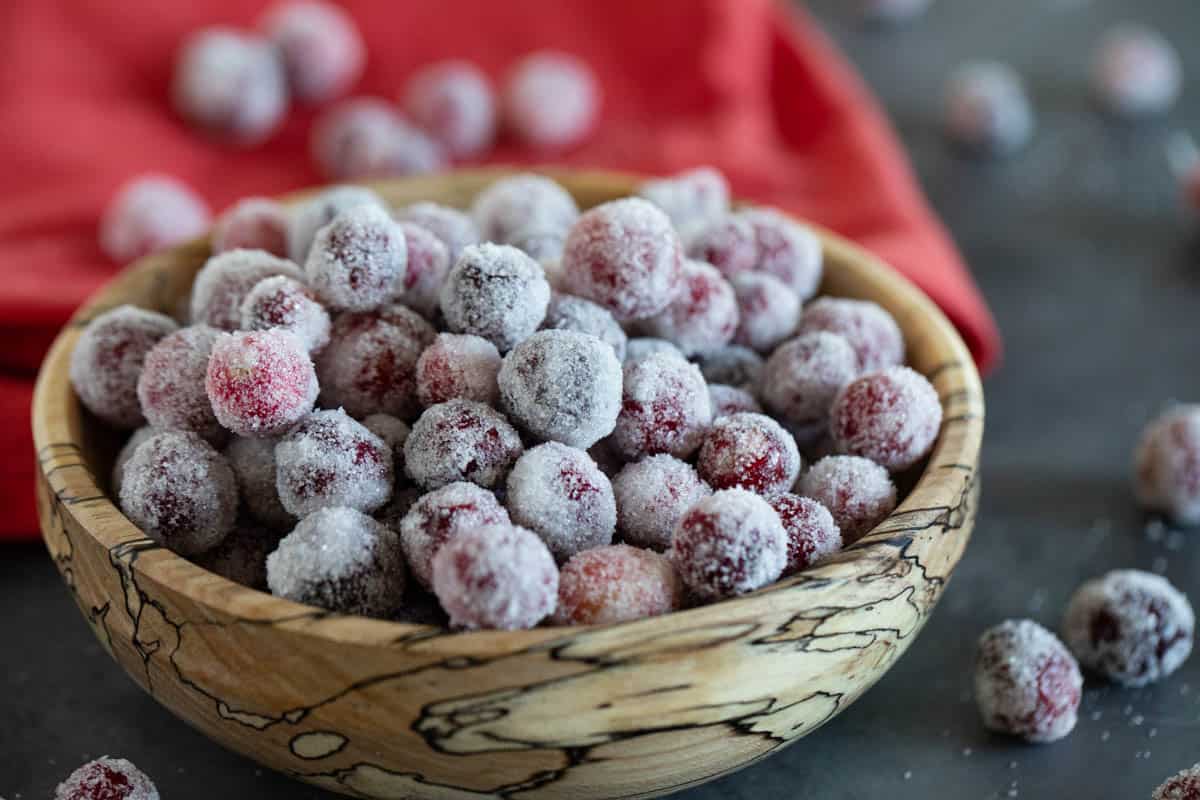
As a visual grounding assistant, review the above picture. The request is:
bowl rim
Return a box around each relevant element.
[32,166,984,653]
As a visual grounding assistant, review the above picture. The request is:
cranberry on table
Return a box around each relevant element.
[400,481,509,590]
[396,202,480,265]
[943,61,1035,157]
[638,167,730,233]
[225,435,294,530]
[119,430,238,556]
[305,203,408,312]
[112,426,157,498]
[641,259,739,356]
[404,399,524,491]
[439,242,551,351]
[194,522,282,590]
[137,325,223,443]
[737,209,823,301]
[553,544,683,625]
[240,275,331,354]
[770,494,842,575]
[498,329,622,449]
[624,337,685,364]
[403,60,496,158]
[259,0,364,104]
[503,50,599,150]
[70,305,178,429]
[267,506,406,618]
[315,303,436,420]
[171,27,288,145]
[311,97,444,181]
[696,344,764,390]
[190,248,303,331]
[287,185,385,263]
[730,271,800,353]
[799,455,897,544]
[431,523,559,630]
[1092,23,1182,118]
[974,619,1082,743]
[506,442,616,563]
[1062,569,1194,688]
[55,756,159,800]
[212,197,290,257]
[1133,405,1200,526]
[395,221,452,319]
[1154,765,1200,800]
[99,175,211,263]
[709,383,762,419]
[205,330,318,437]
[697,412,801,497]
[471,174,579,259]
[416,332,502,408]
[762,332,858,430]
[612,454,711,551]
[275,409,393,516]
[687,214,759,280]
[562,197,684,322]
[830,366,942,472]
[542,294,628,361]
[797,297,904,373]
[611,351,713,461]
[670,488,788,600]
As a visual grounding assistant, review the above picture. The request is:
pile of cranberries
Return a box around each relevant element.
[73,167,946,631]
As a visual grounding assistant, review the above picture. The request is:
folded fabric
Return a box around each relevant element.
[0,0,1000,540]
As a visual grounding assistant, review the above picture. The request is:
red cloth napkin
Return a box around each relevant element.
[0,0,1000,540]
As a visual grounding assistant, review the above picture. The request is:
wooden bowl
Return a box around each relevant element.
[33,168,983,800]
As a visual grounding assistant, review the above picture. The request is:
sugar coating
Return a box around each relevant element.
[311,97,444,181]
[404,399,524,490]
[1133,405,1200,526]
[112,426,157,498]
[1154,764,1200,800]
[624,337,685,364]
[267,506,406,618]
[225,435,294,530]
[695,345,764,390]
[400,482,509,590]
[943,62,1035,156]
[611,352,712,460]
[1092,24,1181,117]
[288,185,385,263]
[670,488,787,600]
[709,384,762,418]
[190,248,303,331]
[974,619,1082,743]
[762,332,858,429]
[415,333,501,408]
[275,409,393,516]
[395,202,480,265]
[137,325,224,442]
[687,215,759,279]
[306,203,408,312]
[553,544,683,625]
[542,294,628,361]
[70,305,179,429]
[171,27,288,145]
[195,522,282,589]
[731,271,800,353]
[119,431,238,556]
[99,175,211,263]
[798,297,904,373]
[240,275,332,353]
[562,198,684,322]
[503,51,599,150]
[403,60,496,158]
[431,523,559,630]
[641,260,739,356]
[799,455,898,544]
[395,221,452,319]
[612,454,711,551]
[362,412,411,480]
[471,174,579,260]
[638,167,730,234]
[206,330,318,437]
[1062,569,1194,688]
[770,494,841,575]
[498,329,622,449]
[212,197,290,257]
[857,0,932,24]
[316,303,436,420]
[506,442,616,562]
[440,243,551,352]
[260,0,364,104]
[737,209,823,301]
[830,366,942,472]
[698,412,801,497]
[55,756,159,800]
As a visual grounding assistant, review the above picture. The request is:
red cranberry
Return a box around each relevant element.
[416,333,501,408]
[830,366,942,472]
[400,481,509,590]
[697,412,801,497]
[212,197,289,257]
[1134,405,1200,526]
[137,325,224,442]
[506,442,616,562]
[612,455,711,551]
[55,756,158,800]
[641,259,739,356]
[553,544,683,625]
[99,175,210,263]
[260,0,365,104]
[799,455,897,544]
[275,408,393,516]
[670,488,788,600]
[205,330,318,437]
[770,494,842,574]
[611,352,712,461]
[403,60,496,158]
[502,51,599,150]
[404,399,524,491]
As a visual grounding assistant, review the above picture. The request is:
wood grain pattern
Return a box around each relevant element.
[32,168,984,799]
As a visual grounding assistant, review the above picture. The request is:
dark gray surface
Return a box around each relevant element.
[5,1,1200,797]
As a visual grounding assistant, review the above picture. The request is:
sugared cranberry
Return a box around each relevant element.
[624,337,685,364]
[400,481,509,590]
[404,399,524,491]
[798,297,903,374]
[212,197,290,257]
[542,294,628,361]
[361,412,410,480]
[260,0,365,104]
[190,249,303,331]
[770,494,842,575]
[709,384,762,418]
[503,51,599,150]
[472,174,579,262]
[1092,24,1181,118]
[416,332,501,408]
[641,260,739,356]
[506,442,616,562]
[943,62,1035,156]
[670,488,787,600]
[830,366,942,472]
[311,97,443,180]
[697,412,801,497]
[610,351,712,461]
[695,344,763,390]
[799,455,897,544]
[403,60,496,158]
[395,202,480,265]
[553,544,683,625]
[137,325,224,442]
[737,209,823,301]
[206,330,318,437]
[99,175,211,263]
[761,332,858,430]
[1133,405,1200,526]
[975,620,1082,743]
[275,409,393,516]
[287,185,384,263]
[611,455,711,551]
[638,167,730,234]
[687,215,758,280]
[55,756,159,800]
[1154,764,1200,800]
[305,203,408,312]
[112,427,157,498]
[439,243,551,351]
[225,435,294,530]
[395,221,452,319]
[240,275,332,353]
[730,271,800,353]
